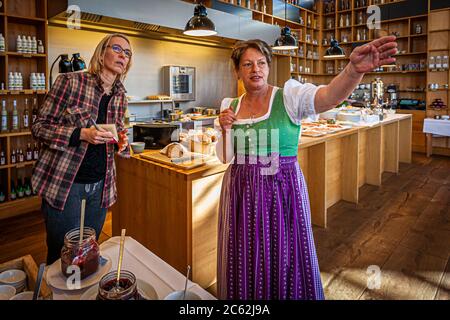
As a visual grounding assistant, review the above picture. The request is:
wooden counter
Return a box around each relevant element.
[112,113,412,289]
[112,153,228,290]
[298,114,412,227]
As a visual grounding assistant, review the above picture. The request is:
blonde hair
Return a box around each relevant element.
[88,33,133,82]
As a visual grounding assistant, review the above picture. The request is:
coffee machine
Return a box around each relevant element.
[371,77,384,102]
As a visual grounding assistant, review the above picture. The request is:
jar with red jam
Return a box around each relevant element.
[97,270,143,300]
[61,227,100,279]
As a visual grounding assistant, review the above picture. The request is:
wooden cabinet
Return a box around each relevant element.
[426,8,450,155]
[0,0,48,219]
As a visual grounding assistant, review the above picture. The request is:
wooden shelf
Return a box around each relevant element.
[7,52,46,58]
[380,14,427,24]
[286,2,320,15]
[394,51,427,56]
[0,0,47,219]
[0,160,36,170]
[6,14,46,24]
[367,70,426,75]
[429,29,450,33]
[337,9,352,14]
[0,196,41,219]
[0,131,32,138]
[0,90,48,95]
[127,99,174,105]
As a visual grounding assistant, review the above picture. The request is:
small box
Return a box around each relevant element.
[0,255,52,299]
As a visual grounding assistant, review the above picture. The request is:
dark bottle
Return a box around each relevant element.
[17,179,24,198]
[10,181,17,200]
[33,142,39,160]
[11,149,16,164]
[18,149,24,163]
[23,98,30,130]
[0,190,5,203]
[0,150,5,166]
[24,177,32,196]
[32,98,38,124]
[26,143,33,161]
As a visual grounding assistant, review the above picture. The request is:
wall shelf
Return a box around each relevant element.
[0,0,48,220]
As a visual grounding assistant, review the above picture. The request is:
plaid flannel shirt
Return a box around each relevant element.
[31,72,130,210]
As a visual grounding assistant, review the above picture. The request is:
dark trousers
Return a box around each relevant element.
[42,179,107,265]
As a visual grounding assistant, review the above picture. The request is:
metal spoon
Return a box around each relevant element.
[183,265,191,300]
[33,263,45,300]
[114,229,127,292]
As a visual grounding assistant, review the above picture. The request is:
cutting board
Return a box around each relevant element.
[139,151,210,170]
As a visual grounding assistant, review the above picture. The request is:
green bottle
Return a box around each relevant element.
[1,99,8,132]
[12,100,19,131]
[10,181,16,200]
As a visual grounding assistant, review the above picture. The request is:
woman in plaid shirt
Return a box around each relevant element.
[32,33,132,264]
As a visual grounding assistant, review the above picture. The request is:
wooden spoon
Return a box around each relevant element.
[115,229,127,289]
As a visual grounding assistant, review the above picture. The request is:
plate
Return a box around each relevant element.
[46,255,112,291]
[79,278,159,300]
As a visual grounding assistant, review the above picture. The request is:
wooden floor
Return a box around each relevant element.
[314,153,449,300]
[0,153,448,300]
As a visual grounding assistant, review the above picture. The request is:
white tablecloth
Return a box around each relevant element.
[47,236,216,300]
[423,118,450,136]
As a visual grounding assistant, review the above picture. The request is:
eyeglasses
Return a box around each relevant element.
[107,44,132,59]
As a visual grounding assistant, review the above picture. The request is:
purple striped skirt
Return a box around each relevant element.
[217,155,325,300]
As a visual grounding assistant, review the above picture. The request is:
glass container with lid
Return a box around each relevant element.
[97,270,143,300]
[61,227,100,279]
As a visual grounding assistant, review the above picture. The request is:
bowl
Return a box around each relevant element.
[0,269,26,287]
[164,290,202,300]
[0,285,16,300]
[130,142,146,154]
[10,291,34,300]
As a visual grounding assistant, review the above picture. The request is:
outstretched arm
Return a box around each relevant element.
[314,35,398,113]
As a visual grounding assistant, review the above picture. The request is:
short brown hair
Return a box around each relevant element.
[88,33,133,82]
[231,39,272,70]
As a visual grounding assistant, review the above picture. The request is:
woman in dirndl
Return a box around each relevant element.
[215,36,397,299]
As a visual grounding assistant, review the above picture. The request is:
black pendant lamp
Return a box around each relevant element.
[273,1,298,50]
[184,3,217,37]
[324,39,345,58]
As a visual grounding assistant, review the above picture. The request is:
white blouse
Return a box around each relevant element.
[215,79,324,163]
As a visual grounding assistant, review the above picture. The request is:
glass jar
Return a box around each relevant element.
[429,56,435,70]
[436,56,443,70]
[97,270,143,300]
[443,56,449,70]
[61,227,100,279]
[415,23,422,34]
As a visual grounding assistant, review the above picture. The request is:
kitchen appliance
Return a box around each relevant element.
[133,123,180,149]
[162,65,196,101]
[371,77,384,102]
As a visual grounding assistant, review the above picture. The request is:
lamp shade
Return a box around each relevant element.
[324,39,345,58]
[184,4,217,36]
[71,53,86,71]
[273,27,298,50]
[58,54,72,73]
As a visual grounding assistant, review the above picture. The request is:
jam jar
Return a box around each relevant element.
[97,270,144,300]
[61,227,100,279]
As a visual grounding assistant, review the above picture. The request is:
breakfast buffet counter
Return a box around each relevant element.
[112,113,412,290]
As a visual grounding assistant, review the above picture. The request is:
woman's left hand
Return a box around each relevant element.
[118,129,129,152]
[349,35,398,74]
